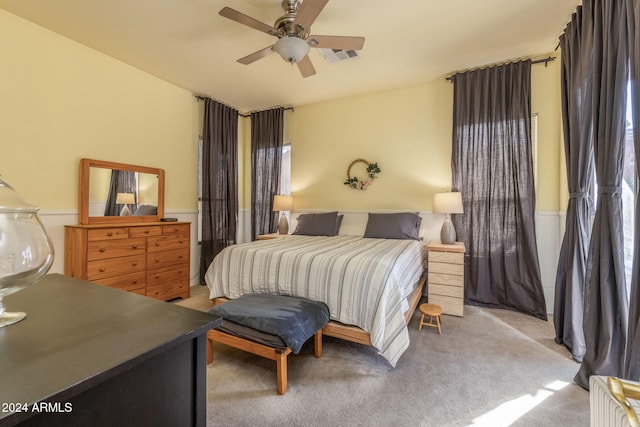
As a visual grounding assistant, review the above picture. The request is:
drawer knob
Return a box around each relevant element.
[99,248,106,253]
[155,258,160,263]
[132,262,138,267]
[155,242,161,246]
[144,230,149,234]
[107,232,113,237]
[155,275,160,279]
[178,255,183,259]
[179,240,184,244]
[132,245,138,249]
[132,280,138,284]
[99,267,105,272]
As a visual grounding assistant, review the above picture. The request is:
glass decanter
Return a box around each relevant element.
[0,177,54,327]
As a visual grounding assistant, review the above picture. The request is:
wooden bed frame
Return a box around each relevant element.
[211,275,426,347]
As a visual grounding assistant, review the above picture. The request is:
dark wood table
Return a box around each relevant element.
[0,274,219,427]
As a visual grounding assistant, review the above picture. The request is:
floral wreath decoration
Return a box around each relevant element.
[343,159,382,190]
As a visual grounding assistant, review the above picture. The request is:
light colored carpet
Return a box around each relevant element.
[175,285,590,427]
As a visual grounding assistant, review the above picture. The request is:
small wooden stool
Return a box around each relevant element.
[418,303,442,334]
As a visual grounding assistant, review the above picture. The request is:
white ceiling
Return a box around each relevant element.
[0,0,580,112]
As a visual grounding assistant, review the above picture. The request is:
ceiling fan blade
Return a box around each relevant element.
[297,55,316,78]
[293,0,330,33]
[219,7,276,36]
[237,46,275,65]
[308,35,365,51]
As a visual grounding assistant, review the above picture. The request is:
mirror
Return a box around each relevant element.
[78,158,165,224]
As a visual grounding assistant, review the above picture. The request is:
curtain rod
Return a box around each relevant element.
[194,95,294,117]
[445,56,556,81]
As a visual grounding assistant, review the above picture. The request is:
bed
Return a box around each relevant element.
[204,212,426,367]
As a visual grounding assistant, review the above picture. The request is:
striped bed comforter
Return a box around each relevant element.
[204,235,425,367]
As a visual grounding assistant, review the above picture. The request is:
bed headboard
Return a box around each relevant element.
[288,210,444,242]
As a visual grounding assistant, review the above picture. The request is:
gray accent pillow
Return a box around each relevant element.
[293,212,340,236]
[363,212,422,240]
[132,204,157,216]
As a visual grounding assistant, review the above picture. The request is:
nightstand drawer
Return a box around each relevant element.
[429,295,464,317]
[429,271,463,287]
[429,251,464,264]
[429,261,463,276]
[429,283,464,298]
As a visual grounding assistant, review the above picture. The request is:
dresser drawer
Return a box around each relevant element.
[87,228,129,241]
[129,226,163,238]
[428,251,464,264]
[163,223,190,235]
[87,254,146,280]
[429,271,464,287]
[87,237,146,261]
[147,262,189,286]
[147,248,189,268]
[429,261,463,276]
[147,234,189,253]
[93,271,146,292]
[429,283,464,298]
[146,280,189,301]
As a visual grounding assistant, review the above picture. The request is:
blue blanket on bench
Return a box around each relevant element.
[208,294,330,354]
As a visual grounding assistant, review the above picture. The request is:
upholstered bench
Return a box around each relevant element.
[206,293,330,395]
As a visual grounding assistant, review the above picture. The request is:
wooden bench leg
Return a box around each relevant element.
[276,350,288,395]
[314,329,323,358]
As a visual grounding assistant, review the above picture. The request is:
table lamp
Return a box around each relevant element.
[273,195,293,235]
[116,192,135,216]
[433,192,463,244]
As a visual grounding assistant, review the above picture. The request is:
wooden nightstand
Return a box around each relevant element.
[426,241,466,317]
[257,233,289,240]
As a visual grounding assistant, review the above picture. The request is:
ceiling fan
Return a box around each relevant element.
[219,0,365,78]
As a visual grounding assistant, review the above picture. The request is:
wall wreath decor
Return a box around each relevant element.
[343,159,381,190]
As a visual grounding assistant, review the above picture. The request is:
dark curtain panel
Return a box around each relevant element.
[574,0,630,389]
[451,60,547,321]
[625,0,640,380]
[553,7,596,363]
[251,107,284,240]
[199,98,239,284]
[104,170,137,216]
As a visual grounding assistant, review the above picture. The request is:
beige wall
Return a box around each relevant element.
[276,58,563,213]
[0,9,199,212]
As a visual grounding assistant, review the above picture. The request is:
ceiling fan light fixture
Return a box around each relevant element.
[274,36,309,64]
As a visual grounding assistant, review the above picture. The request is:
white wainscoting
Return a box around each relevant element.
[38,209,200,286]
[40,208,564,312]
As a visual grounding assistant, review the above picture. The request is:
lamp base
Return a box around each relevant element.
[278,213,289,235]
[440,216,457,245]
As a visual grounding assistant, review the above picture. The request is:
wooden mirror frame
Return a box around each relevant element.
[78,158,165,225]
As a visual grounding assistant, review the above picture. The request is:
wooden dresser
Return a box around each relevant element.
[64,222,190,301]
[426,241,466,317]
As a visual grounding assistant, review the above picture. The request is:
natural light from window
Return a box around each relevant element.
[467,380,570,427]
[623,81,635,295]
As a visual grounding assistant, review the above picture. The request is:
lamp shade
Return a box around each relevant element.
[273,195,293,212]
[116,193,135,205]
[274,36,309,64]
[433,192,463,214]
